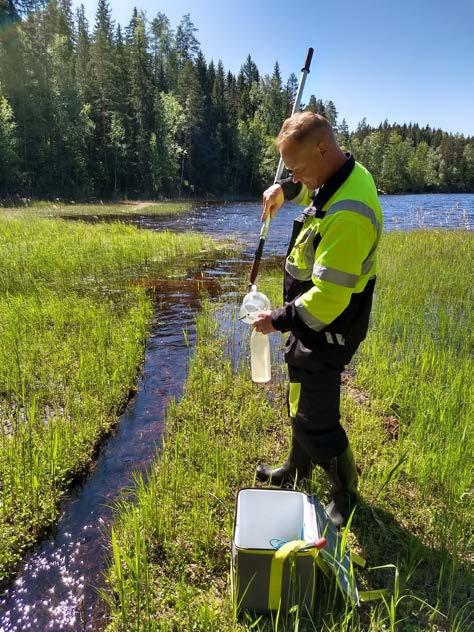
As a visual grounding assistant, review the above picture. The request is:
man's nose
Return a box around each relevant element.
[291,173,300,184]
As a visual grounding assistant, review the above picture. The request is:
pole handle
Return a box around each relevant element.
[302,47,314,73]
[249,255,262,287]
[248,46,313,286]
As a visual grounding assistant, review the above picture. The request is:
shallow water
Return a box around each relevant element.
[0,193,472,630]
[102,192,473,238]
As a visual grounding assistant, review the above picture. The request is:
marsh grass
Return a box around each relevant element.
[0,214,228,583]
[1,200,193,217]
[105,229,472,631]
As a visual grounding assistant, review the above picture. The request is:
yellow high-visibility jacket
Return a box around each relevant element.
[271,154,383,354]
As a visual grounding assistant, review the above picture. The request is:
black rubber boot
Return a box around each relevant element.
[256,434,312,485]
[318,445,358,529]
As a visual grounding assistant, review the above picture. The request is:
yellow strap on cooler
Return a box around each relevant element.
[267,540,386,609]
[268,540,304,610]
[268,540,322,610]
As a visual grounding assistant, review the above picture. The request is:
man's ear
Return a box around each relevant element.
[318,142,328,158]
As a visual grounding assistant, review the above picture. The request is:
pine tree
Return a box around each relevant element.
[58,0,74,54]
[177,59,207,193]
[175,13,200,66]
[224,70,238,120]
[112,24,130,194]
[150,12,172,91]
[210,60,230,190]
[355,117,371,141]
[47,11,93,195]
[305,94,318,113]
[236,55,260,121]
[305,95,326,117]
[256,62,286,136]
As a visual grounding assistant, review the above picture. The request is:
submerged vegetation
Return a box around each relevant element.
[105,229,472,631]
[0,211,228,584]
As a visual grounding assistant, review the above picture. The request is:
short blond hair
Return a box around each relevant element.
[276,112,334,148]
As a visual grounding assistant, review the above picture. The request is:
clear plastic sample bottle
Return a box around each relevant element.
[250,328,271,383]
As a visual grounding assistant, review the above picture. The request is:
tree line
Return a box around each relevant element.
[0,0,473,199]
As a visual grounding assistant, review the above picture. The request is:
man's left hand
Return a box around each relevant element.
[252,311,276,334]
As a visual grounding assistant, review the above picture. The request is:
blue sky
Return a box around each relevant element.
[76,0,474,136]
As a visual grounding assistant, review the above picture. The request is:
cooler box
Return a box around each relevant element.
[231,488,359,614]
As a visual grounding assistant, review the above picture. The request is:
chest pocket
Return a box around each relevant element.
[285,220,320,281]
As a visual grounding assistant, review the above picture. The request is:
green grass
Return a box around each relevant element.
[1,200,193,217]
[0,214,229,584]
[104,229,472,631]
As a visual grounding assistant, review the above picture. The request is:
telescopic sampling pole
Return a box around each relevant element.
[248,46,314,288]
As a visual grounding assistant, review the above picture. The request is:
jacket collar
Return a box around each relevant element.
[312,152,355,213]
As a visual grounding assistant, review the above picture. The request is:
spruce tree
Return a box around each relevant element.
[89,0,117,194]
[127,9,153,193]
[285,72,298,115]
[75,5,90,99]
[324,100,338,127]
[337,118,350,145]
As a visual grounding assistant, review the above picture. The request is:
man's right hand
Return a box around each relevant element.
[261,184,284,221]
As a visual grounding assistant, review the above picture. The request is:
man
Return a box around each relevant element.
[252,112,383,528]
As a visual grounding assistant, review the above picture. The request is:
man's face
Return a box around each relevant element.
[280,138,327,191]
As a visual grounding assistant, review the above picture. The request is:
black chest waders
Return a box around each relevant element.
[257,204,376,527]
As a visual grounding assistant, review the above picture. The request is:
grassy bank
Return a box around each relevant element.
[0,214,228,584]
[105,229,472,631]
[1,200,193,217]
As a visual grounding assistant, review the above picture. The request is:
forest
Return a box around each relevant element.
[1,0,473,199]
